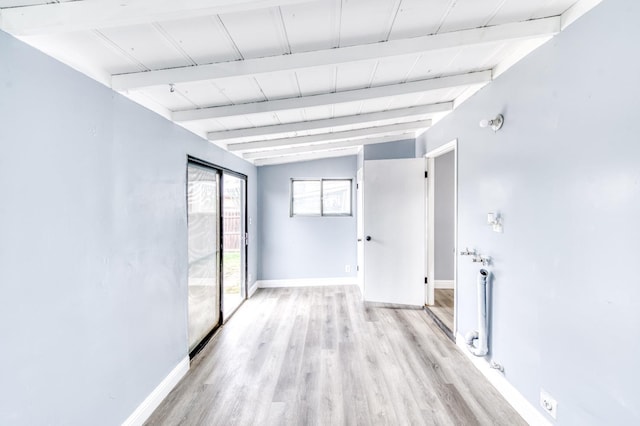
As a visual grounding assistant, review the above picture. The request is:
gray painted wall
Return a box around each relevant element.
[434,151,455,281]
[417,0,639,423]
[257,156,357,280]
[363,139,415,160]
[0,30,257,425]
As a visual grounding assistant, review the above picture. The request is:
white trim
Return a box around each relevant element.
[122,356,189,426]
[248,281,258,298]
[434,280,454,289]
[561,0,603,30]
[425,139,458,333]
[426,140,457,158]
[257,277,358,288]
[455,334,551,426]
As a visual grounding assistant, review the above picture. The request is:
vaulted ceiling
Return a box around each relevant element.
[0,0,599,165]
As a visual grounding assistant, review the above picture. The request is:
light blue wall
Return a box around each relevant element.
[257,156,357,280]
[434,150,455,281]
[418,0,639,423]
[363,138,415,160]
[0,30,257,425]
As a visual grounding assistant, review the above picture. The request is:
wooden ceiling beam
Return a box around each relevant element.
[227,120,430,152]
[0,0,315,36]
[110,17,559,91]
[175,71,490,123]
[207,102,452,143]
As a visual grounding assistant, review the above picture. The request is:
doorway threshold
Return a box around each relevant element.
[424,306,454,342]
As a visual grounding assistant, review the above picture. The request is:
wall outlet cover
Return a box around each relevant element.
[540,389,557,419]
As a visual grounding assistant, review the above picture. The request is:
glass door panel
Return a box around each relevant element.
[187,165,221,352]
[222,173,246,320]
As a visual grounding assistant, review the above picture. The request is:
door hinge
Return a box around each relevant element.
[357,265,359,272]
[425,171,428,178]
[425,277,428,284]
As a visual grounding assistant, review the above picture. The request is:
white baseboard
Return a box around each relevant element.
[248,281,258,297]
[122,356,190,426]
[257,277,358,288]
[455,333,550,426]
[434,280,454,289]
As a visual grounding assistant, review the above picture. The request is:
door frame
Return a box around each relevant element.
[186,156,248,357]
[425,140,458,330]
[356,167,364,297]
[221,170,248,323]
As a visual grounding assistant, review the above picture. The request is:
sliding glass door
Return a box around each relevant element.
[222,173,246,321]
[187,164,221,353]
[186,161,248,354]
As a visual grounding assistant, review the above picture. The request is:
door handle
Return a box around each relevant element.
[365,236,372,241]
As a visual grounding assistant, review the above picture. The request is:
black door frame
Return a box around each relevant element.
[187,156,248,358]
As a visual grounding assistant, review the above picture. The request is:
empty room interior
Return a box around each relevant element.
[2,0,639,424]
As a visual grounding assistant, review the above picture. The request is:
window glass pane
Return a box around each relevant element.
[187,165,220,352]
[322,180,351,215]
[292,180,321,215]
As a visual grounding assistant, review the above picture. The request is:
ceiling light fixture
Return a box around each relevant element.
[479,114,504,132]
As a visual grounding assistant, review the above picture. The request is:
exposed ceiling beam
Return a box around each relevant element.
[176,71,490,123]
[561,0,603,30]
[207,102,452,143]
[227,120,430,152]
[0,0,315,36]
[254,147,361,167]
[111,17,559,91]
[244,134,414,160]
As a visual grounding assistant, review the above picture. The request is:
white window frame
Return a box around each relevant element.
[290,178,353,217]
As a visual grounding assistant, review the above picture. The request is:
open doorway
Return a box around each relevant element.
[426,140,457,339]
[222,172,247,321]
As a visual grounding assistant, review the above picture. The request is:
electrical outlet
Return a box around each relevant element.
[248,273,252,283]
[540,390,557,419]
[345,265,351,273]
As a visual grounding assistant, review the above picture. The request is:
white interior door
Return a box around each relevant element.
[363,158,425,306]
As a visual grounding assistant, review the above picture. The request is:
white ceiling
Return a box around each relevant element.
[0,0,600,165]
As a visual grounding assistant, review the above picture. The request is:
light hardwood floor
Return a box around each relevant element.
[146,286,524,426]
[430,289,455,332]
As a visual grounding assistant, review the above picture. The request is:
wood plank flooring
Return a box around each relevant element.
[430,289,455,332]
[146,286,524,426]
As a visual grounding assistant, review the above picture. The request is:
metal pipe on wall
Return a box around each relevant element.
[465,268,490,357]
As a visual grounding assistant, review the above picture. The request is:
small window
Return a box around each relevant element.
[291,179,352,216]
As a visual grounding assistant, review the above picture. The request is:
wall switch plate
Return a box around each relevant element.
[345,265,351,273]
[540,390,557,419]
[248,273,252,283]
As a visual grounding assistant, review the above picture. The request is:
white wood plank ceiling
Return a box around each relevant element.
[0,0,600,165]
